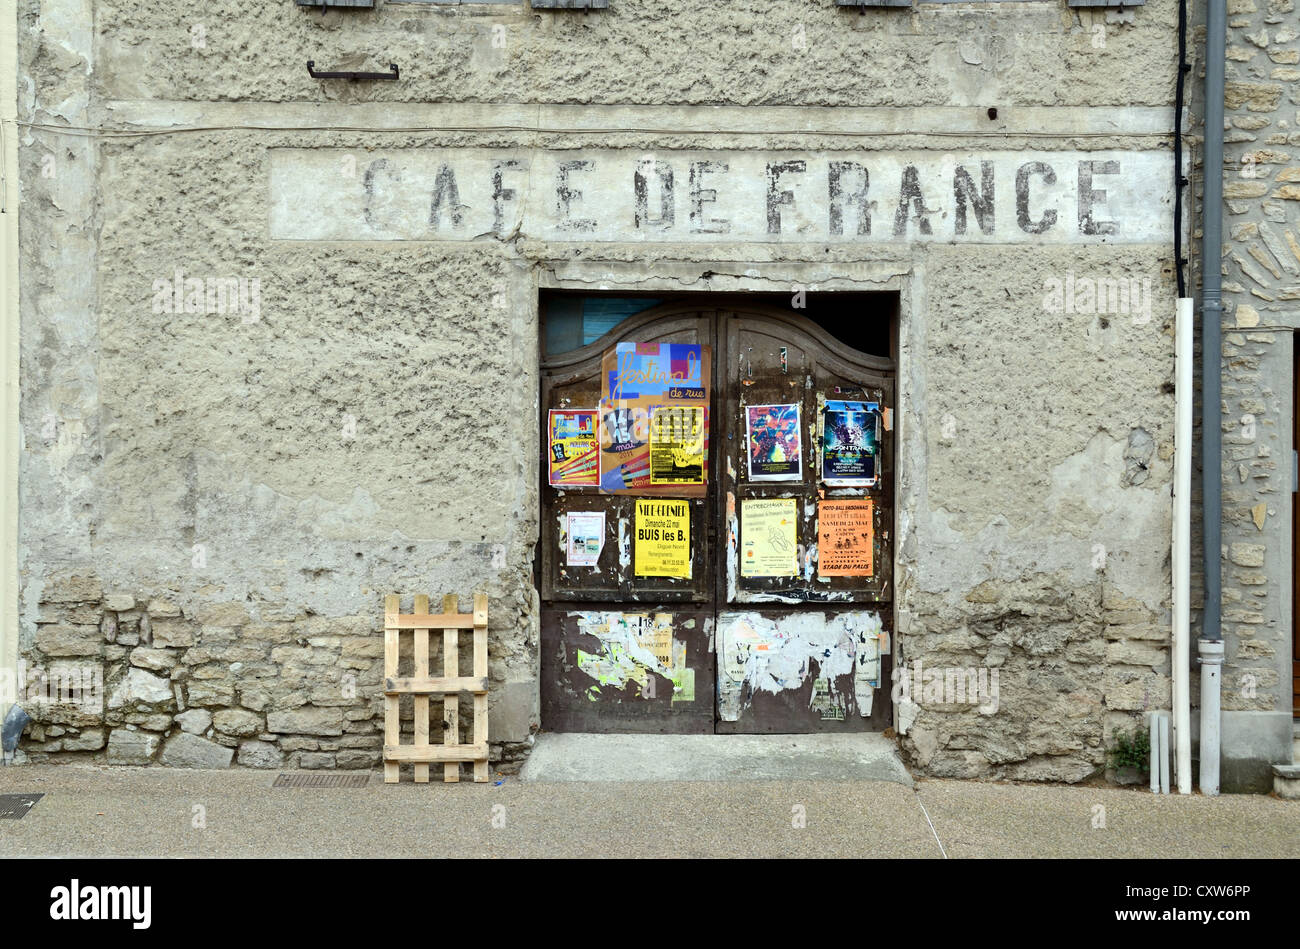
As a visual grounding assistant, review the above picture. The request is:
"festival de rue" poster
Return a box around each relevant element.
[598,342,710,496]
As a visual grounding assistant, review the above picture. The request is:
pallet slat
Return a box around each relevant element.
[384,676,488,695]
[383,743,489,763]
[385,613,476,630]
[412,593,430,785]
[383,594,401,785]
[442,593,461,784]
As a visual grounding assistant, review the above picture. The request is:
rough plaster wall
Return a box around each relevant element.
[1197,0,1300,789]
[91,0,1178,108]
[897,244,1177,782]
[17,0,1185,776]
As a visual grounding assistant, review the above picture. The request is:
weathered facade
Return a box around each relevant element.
[3,0,1287,789]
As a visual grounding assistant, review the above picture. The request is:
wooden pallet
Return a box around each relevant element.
[383,593,489,784]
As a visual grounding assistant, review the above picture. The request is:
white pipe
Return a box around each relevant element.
[1159,713,1171,794]
[1199,639,1224,795]
[1154,707,1164,790]
[1173,297,1193,793]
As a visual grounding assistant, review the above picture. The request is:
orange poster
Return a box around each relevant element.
[817,499,874,577]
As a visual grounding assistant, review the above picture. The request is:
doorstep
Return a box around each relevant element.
[518,732,913,785]
[1274,763,1300,800]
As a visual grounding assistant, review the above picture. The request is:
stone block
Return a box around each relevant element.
[185,682,236,707]
[237,740,283,769]
[35,624,104,657]
[62,728,106,751]
[213,709,263,737]
[150,617,195,648]
[159,733,234,768]
[129,647,176,673]
[491,679,539,743]
[174,709,212,734]
[106,729,160,765]
[43,575,104,604]
[192,601,251,627]
[336,749,378,770]
[107,668,175,710]
[266,706,344,736]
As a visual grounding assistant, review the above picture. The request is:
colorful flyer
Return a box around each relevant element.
[634,499,692,578]
[600,342,711,497]
[565,511,605,567]
[740,498,799,578]
[606,342,707,402]
[598,400,652,491]
[817,498,874,577]
[650,405,705,485]
[745,403,802,482]
[548,409,599,487]
[821,400,880,486]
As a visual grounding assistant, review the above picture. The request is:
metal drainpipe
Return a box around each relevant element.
[1199,0,1227,797]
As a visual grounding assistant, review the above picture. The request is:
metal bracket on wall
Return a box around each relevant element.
[296,0,374,8]
[306,61,399,81]
[531,0,608,10]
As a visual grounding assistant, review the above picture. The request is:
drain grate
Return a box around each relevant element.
[273,772,371,789]
[0,793,45,819]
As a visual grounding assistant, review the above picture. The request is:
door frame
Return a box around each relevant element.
[537,295,899,733]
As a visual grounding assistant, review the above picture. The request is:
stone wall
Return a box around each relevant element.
[1198,0,1300,790]
[21,573,533,770]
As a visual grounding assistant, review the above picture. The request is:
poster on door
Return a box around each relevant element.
[599,342,711,497]
[745,403,802,482]
[816,498,874,577]
[547,409,599,487]
[565,511,605,567]
[820,399,880,487]
[634,499,692,578]
[597,401,652,491]
[740,498,799,578]
[649,406,706,485]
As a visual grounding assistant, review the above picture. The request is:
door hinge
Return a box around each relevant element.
[1293,449,1298,493]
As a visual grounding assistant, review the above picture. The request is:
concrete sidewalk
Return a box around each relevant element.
[0,763,1294,859]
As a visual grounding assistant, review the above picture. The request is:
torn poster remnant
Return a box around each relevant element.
[715,610,886,721]
[572,611,694,704]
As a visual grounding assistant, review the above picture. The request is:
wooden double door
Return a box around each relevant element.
[539,303,894,733]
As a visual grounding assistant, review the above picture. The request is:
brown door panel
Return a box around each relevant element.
[713,607,894,733]
[540,607,715,733]
[721,313,894,606]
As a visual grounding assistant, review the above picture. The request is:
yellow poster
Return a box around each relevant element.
[740,498,799,578]
[649,406,705,485]
[634,499,691,578]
